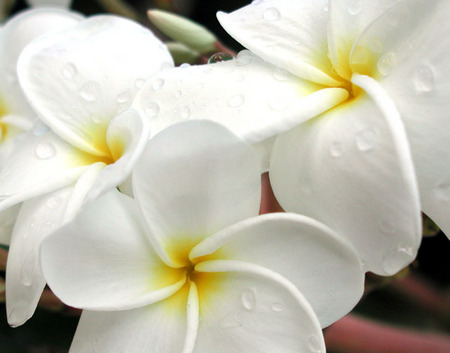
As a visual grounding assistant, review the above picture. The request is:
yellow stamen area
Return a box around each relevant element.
[0,98,9,142]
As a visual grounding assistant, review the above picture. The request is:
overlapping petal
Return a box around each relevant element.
[194,260,325,353]
[270,80,421,275]
[190,213,364,327]
[351,0,450,237]
[217,0,339,86]
[17,15,173,157]
[132,120,261,268]
[41,189,186,311]
[132,51,348,145]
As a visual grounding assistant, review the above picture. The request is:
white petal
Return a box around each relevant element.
[132,120,261,268]
[0,204,20,245]
[17,15,173,157]
[0,130,96,213]
[217,0,340,86]
[193,260,325,353]
[190,213,364,327]
[327,0,397,80]
[270,78,421,276]
[132,53,348,144]
[70,285,194,353]
[41,189,185,311]
[352,0,450,238]
[5,186,73,327]
[0,8,82,117]
[82,108,150,205]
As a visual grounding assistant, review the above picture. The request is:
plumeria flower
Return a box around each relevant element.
[0,8,82,244]
[0,15,173,326]
[40,120,364,353]
[132,0,450,275]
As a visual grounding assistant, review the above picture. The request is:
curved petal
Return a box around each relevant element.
[17,15,173,157]
[41,189,186,311]
[132,51,349,145]
[132,120,261,268]
[82,108,150,205]
[0,8,82,118]
[270,79,421,276]
[0,130,97,213]
[217,0,340,86]
[5,186,73,327]
[0,204,20,245]
[193,260,325,353]
[327,0,398,80]
[69,285,192,353]
[352,0,450,237]
[190,213,364,327]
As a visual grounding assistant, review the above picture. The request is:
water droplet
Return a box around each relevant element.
[116,91,131,104]
[268,97,288,111]
[307,335,323,353]
[273,67,291,81]
[208,52,234,64]
[145,102,160,118]
[263,7,280,21]
[252,0,262,5]
[270,302,284,312]
[236,50,253,66]
[348,0,363,15]
[413,65,434,93]
[329,142,343,157]
[175,90,183,98]
[228,94,245,108]
[46,196,63,209]
[397,245,414,257]
[32,123,49,136]
[180,63,191,69]
[35,143,56,160]
[435,181,450,201]
[377,52,396,76]
[381,250,406,275]
[62,63,77,79]
[152,78,165,91]
[79,81,101,102]
[179,106,190,120]
[20,256,34,287]
[355,128,377,152]
[241,289,256,311]
[135,78,145,88]
[8,301,29,327]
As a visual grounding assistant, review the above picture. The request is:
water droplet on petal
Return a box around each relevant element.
[348,0,363,15]
[273,67,291,81]
[32,123,49,137]
[35,143,56,159]
[435,181,450,201]
[179,106,190,120]
[145,102,160,118]
[355,128,377,152]
[208,52,234,64]
[377,52,396,76]
[62,63,77,79]
[329,142,343,157]
[252,0,262,5]
[241,289,256,311]
[8,301,29,327]
[116,91,131,104]
[79,81,101,102]
[263,7,280,21]
[152,78,165,91]
[397,245,414,257]
[236,50,253,66]
[228,94,245,108]
[270,302,284,312]
[180,63,191,69]
[413,64,434,93]
[307,335,323,353]
[47,196,63,209]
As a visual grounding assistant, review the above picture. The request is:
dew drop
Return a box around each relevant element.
[329,142,343,157]
[435,181,450,201]
[135,78,145,89]
[252,0,262,5]
[307,335,323,353]
[35,142,56,160]
[8,301,29,327]
[348,0,363,15]
[241,289,256,310]
[273,67,291,81]
[270,302,284,312]
[228,94,245,108]
[62,63,77,79]
[79,81,101,102]
[355,128,377,152]
[179,106,191,120]
[145,102,160,118]
[236,50,253,66]
[152,78,165,91]
[377,52,396,76]
[47,196,63,209]
[208,52,234,64]
[413,65,434,93]
[180,63,191,69]
[263,7,280,21]
[20,256,34,287]
[116,91,131,104]
[32,123,49,137]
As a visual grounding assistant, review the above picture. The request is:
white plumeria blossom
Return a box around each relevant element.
[0,8,82,243]
[40,120,364,353]
[0,15,174,327]
[132,0,450,275]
